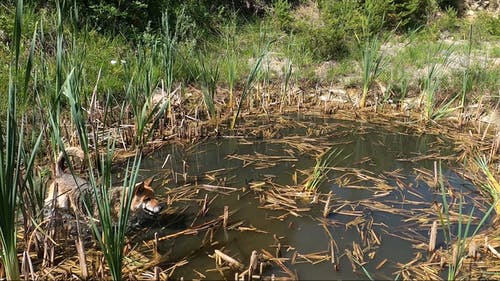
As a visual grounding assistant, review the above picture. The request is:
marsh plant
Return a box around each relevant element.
[124,43,169,148]
[435,160,495,280]
[223,16,238,110]
[303,147,345,192]
[358,36,385,108]
[62,67,143,281]
[0,55,22,281]
[460,25,473,114]
[230,46,268,129]
[160,11,180,96]
[197,54,220,120]
[0,0,43,279]
[476,156,500,214]
[89,144,142,281]
[421,43,454,120]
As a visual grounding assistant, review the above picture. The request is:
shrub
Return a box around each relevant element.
[272,0,294,32]
[474,12,500,37]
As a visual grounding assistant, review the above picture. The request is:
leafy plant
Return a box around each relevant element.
[88,144,142,281]
[421,43,453,120]
[223,15,238,110]
[0,0,41,279]
[62,65,143,281]
[304,147,345,192]
[230,43,268,129]
[358,36,385,108]
[198,54,220,120]
[435,160,495,279]
[272,0,293,32]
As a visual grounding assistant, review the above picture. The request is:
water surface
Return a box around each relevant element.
[133,115,486,280]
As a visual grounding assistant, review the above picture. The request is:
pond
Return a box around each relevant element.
[129,114,489,280]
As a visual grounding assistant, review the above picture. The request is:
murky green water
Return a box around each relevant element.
[132,115,487,280]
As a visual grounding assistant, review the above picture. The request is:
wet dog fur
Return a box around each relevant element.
[45,147,163,218]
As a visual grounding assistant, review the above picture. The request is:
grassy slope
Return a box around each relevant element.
[0,4,497,117]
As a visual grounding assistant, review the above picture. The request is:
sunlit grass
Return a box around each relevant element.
[197,54,220,120]
[0,0,41,279]
[358,36,385,108]
[435,160,495,280]
[230,44,268,130]
[62,63,143,281]
[303,147,346,192]
[421,43,453,120]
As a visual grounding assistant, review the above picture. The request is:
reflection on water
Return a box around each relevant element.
[131,115,486,280]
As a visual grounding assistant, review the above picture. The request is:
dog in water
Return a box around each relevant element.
[45,146,163,218]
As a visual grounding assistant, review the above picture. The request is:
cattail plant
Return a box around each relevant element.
[358,36,384,108]
[224,16,238,110]
[62,67,143,281]
[357,2,387,109]
[198,54,220,121]
[303,147,345,192]
[230,43,269,130]
[125,44,169,148]
[0,0,41,279]
[421,43,453,120]
[435,160,495,280]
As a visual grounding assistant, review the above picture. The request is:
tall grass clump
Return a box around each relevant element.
[435,161,495,280]
[358,36,385,108]
[197,55,220,121]
[89,144,142,281]
[160,11,179,95]
[230,43,269,130]
[223,15,238,110]
[1,0,41,278]
[421,43,454,120]
[476,156,500,215]
[62,68,143,280]
[356,0,388,108]
[0,0,23,279]
[460,25,473,114]
[303,147,345,192]
[125,43,169,148]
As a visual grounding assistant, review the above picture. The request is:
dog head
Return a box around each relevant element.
[131,177,163,216]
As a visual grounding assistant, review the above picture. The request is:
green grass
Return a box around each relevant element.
[1,1,498,119]
[358,36,385,108]
[61,53,143,281]
[197,53,220,120]
[435,160,496,280]
[303,147,346,192]
[0,0,41,279]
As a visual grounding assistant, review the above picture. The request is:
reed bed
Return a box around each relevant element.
[4,110,499,280]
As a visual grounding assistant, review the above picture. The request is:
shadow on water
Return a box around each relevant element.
[126,115,489,280]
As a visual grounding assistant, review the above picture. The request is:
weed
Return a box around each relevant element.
[304,147,346,192]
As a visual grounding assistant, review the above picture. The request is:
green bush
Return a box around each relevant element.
[393,0,435,30]
[24,0,279,37]
[434,7,461,33]
[300,26,350,60]
[474,12,500,37]
[272,0,293,32]
[292,0,435,60]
